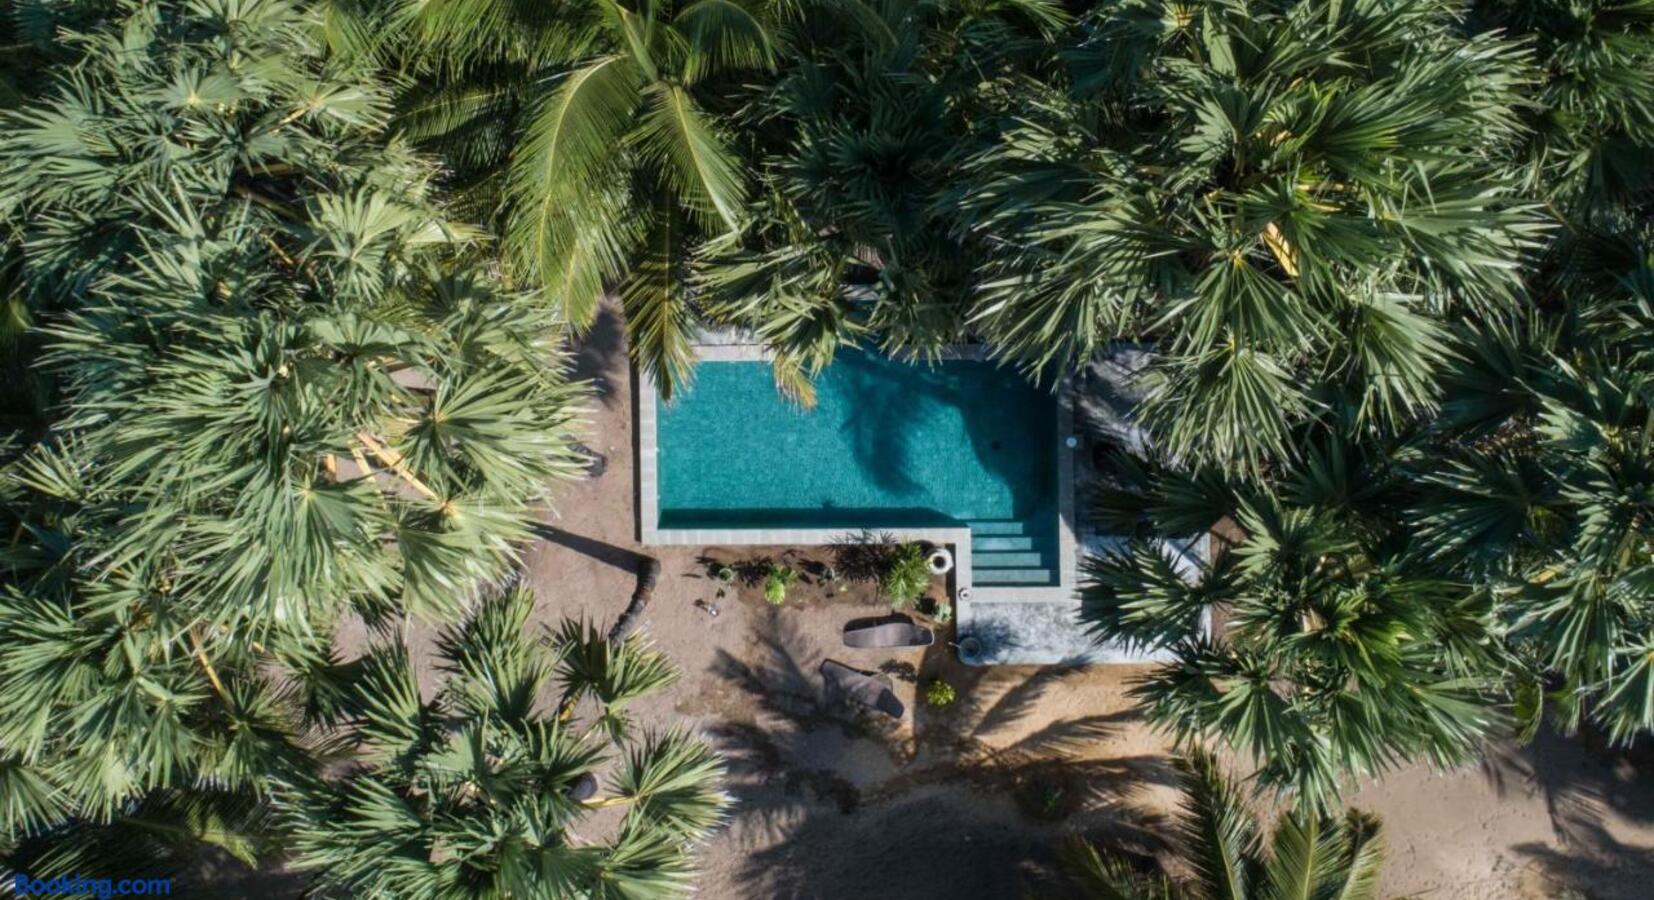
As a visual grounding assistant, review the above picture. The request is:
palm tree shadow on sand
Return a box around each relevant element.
[1478,727,1654,899]
[705,609,1174,899]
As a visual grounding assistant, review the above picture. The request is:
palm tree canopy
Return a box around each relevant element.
[1081,436,1509,812]
[0,0,590,876]
[279,586,730,900]
[691,0,1067,400]
[328,0,782,397]
[960,0,1546,473]
[1412,255,1654,744]
[1473,0,1654,224]
[0,0,589,636]
[1064,750,1385,900]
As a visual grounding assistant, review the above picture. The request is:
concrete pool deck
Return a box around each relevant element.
[637,339,1185,665]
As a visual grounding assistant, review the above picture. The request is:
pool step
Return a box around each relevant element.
[972,535,1035,552]
[973,567,1055,586]
[965,520,1026,536]
[972,550,1045,568]
[967,520,1058,587]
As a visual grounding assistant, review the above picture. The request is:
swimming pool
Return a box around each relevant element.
[646,347,1063,587]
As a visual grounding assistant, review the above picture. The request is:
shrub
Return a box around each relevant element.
[924,679,957,707]
[763,564,798,605]
[881,542,931,609]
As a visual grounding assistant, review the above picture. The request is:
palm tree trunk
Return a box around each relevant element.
[608,556,661,644]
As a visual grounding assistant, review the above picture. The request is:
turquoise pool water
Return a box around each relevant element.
[655,349,1060,586]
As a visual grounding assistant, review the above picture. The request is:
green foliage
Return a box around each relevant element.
[4,0,1654,889]
[1414,257,1654,743]
[695,0,1066,398]
[0,572,305,868]
[555,617,679,738]
[1063,750,1385,900]
[961,0,1545,474]
[279,588,730,899]
[328,0,782,397]
[763,562,797,605]
[1475,0,1654,226]
[1082,441,1508,812]
[0,0,589,636]
[880,541,931,609]
[0,0,591,878]
[923,678,956,706]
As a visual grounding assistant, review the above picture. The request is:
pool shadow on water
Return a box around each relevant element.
[833,349,1060,523]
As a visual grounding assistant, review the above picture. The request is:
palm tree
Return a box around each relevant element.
[279,586,730,898]
[693,0,1066,399]
[1,0,590,876]
[335,0,781,397]
[0,0,589,635]
[1412,263,1654,744]
[0,570,302,876]
[1061,750,1385,900]
[959,0,1545,474]
[1081,437,1507,813]
[1,444,305,878]
[1473,0,1654,227]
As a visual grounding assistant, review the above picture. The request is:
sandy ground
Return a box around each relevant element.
[206,306,1653,899]
[519,306,1654,900]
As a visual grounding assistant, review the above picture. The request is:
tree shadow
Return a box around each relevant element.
[1478,727,1654,838]
[723,786,1060,899]
[569,303,628,410]
[531,523,647,575]
[178,849,308,899]
[1512,818,1654,900]
[832,348,1059,523]
[708,606,898,739]
[706,610,1173,899]
[1478,726,1654,898]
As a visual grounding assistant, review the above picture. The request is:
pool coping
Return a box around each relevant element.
[637,342,1080,614]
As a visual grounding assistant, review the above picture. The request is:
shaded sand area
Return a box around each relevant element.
[521,307,1654,900]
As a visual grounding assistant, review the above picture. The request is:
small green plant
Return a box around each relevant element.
[880,542,931,609]
[932,600,953,624]
[763,564,798,605]
[924,678,957,707]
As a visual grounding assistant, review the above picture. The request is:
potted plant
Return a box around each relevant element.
[926,546,953,575]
